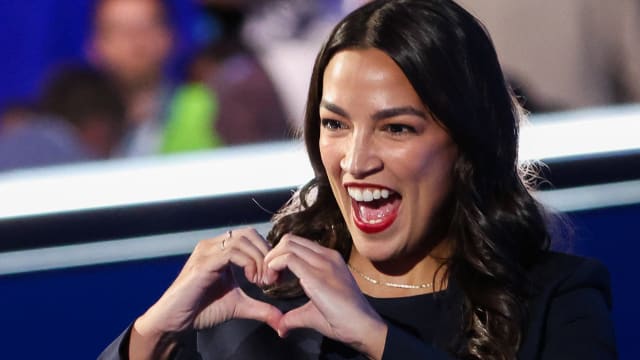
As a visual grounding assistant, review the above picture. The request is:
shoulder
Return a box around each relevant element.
[527,251,612,308]
[518,251,616,358]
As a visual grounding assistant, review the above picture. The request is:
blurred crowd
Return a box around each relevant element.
[0,0,638,172]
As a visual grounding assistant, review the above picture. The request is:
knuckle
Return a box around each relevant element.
[326,248,343,261]
[234,235,250,249]
[280,233,293,246]
[280,252,293,263]
[194,239,210,252]
[238,226,254,236]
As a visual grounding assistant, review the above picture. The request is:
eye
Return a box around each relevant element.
[383,123,416,135]
[321,118,347,130]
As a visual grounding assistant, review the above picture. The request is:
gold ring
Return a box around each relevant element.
[221,230,232,250]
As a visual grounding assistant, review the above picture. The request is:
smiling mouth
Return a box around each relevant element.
[347,186,401,234]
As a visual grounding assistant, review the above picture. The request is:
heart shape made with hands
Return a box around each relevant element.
[237,236,370,342]
[197,260,308,338]
[241,258,320,338]
[192,232,377,349]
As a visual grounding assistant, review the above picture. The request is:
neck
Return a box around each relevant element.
[348,240,451,298]
[124,77,162,98]
[123,83,164,126]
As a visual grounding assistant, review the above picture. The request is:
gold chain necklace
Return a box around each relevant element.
[347,264,432,289]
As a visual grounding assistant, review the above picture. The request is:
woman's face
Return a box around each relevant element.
[319,48,458,263]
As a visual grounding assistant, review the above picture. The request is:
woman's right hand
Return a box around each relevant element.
[129,227,283,359]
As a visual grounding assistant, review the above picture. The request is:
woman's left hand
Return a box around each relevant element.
[263,234,387,360]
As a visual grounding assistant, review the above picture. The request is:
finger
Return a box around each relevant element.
[268,252,357,314]
[264,233,308,264]
[267,252,319,291]
[284,233,329,255]
[162,249,258,322]
[273,237,329,269]
[234,235,269,283]
[234,292,283,332]
[263,235,285,265]
[263,234,326,285]
[262,235,288,285]
[277,302,326,338]
[223,248,259,284]
[235,227,272,256]
[215,234,267,284]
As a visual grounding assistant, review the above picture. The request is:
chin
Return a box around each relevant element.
[351,236,400,263]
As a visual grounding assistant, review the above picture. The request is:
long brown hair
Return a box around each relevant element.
[267,1,550,358]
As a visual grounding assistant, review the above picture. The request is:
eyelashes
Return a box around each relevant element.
[382,124,417,135]
[321,118,346,130]
[321,118,417,136]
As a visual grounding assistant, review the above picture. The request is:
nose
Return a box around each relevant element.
[339,130,383,178]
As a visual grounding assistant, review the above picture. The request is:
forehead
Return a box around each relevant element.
[321,48,422,108]
[324,48,403,81]
[95,0,165,24]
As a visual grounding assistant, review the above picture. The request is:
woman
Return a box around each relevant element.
[100,0,616,359]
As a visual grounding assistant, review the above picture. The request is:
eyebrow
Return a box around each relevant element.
[320,100,427,121]
[371,107,427,121]
[320,100,349,118]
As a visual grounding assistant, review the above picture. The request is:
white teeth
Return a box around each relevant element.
[381,189,389,199]
[363,189,373,202]
[349,187,364,201]
[347,187,394,202]
[373,189,381,200]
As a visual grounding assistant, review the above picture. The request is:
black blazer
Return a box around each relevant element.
[99,252,617,359]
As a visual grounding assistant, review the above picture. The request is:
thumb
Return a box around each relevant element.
[277,302,324,338]
[234,293,283,332]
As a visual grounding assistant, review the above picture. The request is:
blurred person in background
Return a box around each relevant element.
[241,0,353,128]
[456,0,640,113]
[0,65,126,172]
[178,1,291,146]
[0,102,37,135]
[90,0,175,156]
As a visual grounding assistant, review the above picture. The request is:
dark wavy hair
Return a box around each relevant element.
[267,0,550,358]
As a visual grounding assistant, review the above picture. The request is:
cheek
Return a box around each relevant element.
[319,139,342,175]
[319,140,348,207]
[415,148,457,213]
[396,142,457,202]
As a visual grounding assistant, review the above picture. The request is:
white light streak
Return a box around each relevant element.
[519,105,640,160]
[0,106,638,221]
[0,142,313,220]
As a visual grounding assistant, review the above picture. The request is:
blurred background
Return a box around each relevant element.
[0,0,638,358]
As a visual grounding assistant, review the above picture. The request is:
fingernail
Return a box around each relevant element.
[267,271,274,283]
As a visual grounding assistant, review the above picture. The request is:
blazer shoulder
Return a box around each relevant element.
[528,251,612,308]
